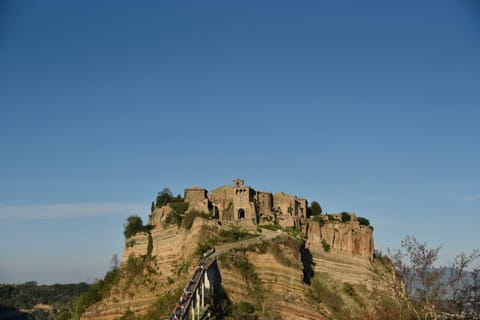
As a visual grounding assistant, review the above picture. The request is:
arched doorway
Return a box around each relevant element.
[238,209,245,219]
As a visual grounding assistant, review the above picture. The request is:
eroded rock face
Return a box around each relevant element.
[306,220,374,260]
[82,213,388,320]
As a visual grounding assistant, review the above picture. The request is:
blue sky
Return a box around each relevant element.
[1,0,479,284]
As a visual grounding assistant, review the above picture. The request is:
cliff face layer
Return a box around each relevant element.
[306,219,374,260]
[82,209,402,320]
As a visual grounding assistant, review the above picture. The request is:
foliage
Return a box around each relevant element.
[220,252,263,301]
[164,202,190,227]
[155,188,174,208]
[374,250,392,268]
[343,282,365,308]
[196,226,257,255]
[309,200,322,216]
[164,211,182,227]
[169,202,189,215]
[327,214,335,221]
[389,235,443,306]
[308,276,343,314]
[0,282,90,320]
[76,266,120,315]
[357,216,370,226]
[142,287,183,319]
[228,301,257,319]
[195,225,258,256]
[181,210,210,230]
[124,215,151,239]
[155,188,184,208]
[321,239,331,252]
[341,212,351,222]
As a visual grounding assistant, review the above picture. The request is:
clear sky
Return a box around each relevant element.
[1,0,479,284]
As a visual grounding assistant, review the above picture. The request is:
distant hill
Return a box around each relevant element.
[0,282,90,320]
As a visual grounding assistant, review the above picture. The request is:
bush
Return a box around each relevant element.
[155,188,174,208]
[357,217,370,226]
[321,239,331,252]
[309,201,322,216]
[341,212,351,222]
[123,215,151,239]
[230,301,256,318]
[143,287,183,319]
[164,202,190,227]
[182,210,210,230]
[169,202,189,215]
[327,214,335,221]
[308,277,343,313]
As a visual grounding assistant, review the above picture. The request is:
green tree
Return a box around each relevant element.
[341,212,351,222]
[309,201,322,216]
[123,215,144,239]
[150,201,155,213]
[156,188,173,208]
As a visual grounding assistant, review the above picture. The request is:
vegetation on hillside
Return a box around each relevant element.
[0,281,90,320]
[155,188,183,208]
[386,236,480,320]
[124,215,151,239]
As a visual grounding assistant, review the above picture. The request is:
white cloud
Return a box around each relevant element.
[0,202,146,220]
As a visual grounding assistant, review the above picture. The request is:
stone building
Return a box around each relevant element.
[184,179,309,227]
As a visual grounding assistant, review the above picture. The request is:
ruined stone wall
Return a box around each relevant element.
[209,185,234,220]
[184,187,209,213]
[273,192,296,216]
[295,198,308,218]
[257,191,273,218]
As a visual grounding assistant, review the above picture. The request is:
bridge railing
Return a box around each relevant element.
[167,250,216,320]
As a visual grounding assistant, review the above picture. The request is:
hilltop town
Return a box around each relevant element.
[79,179,397,320]
[185,178,308,227]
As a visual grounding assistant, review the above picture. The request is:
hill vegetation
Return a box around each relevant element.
[0,282,90,320]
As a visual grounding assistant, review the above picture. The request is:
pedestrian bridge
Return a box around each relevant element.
[167,250,221,320]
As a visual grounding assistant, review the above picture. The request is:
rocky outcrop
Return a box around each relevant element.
[306,219,374,260]
[82,207,399,320]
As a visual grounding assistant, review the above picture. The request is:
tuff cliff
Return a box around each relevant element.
[80,205,404,320]
[306,217,374,260]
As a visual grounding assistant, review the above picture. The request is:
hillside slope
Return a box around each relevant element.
[80,207,404,320]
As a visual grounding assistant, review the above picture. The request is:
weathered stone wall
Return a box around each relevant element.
[256,191,273,218]
[273,192,297,217]
[185,187,209,213]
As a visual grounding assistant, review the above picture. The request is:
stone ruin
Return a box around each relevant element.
[184,179,308,228]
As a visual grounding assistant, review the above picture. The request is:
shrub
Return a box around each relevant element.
[327,214,335,221]
[231,301,256,318]
[123,215,145,239]
[181,210,210,230]
[357,217,370,226]
[75,269,119,315]
[341,212,351,222]
[143,287,183,319]
[155,188,174,208]
[308,277,343,313]
[309,201,322,216]
[321,239,331,252]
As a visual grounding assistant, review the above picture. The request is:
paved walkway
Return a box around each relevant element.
[167,227,282,320]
